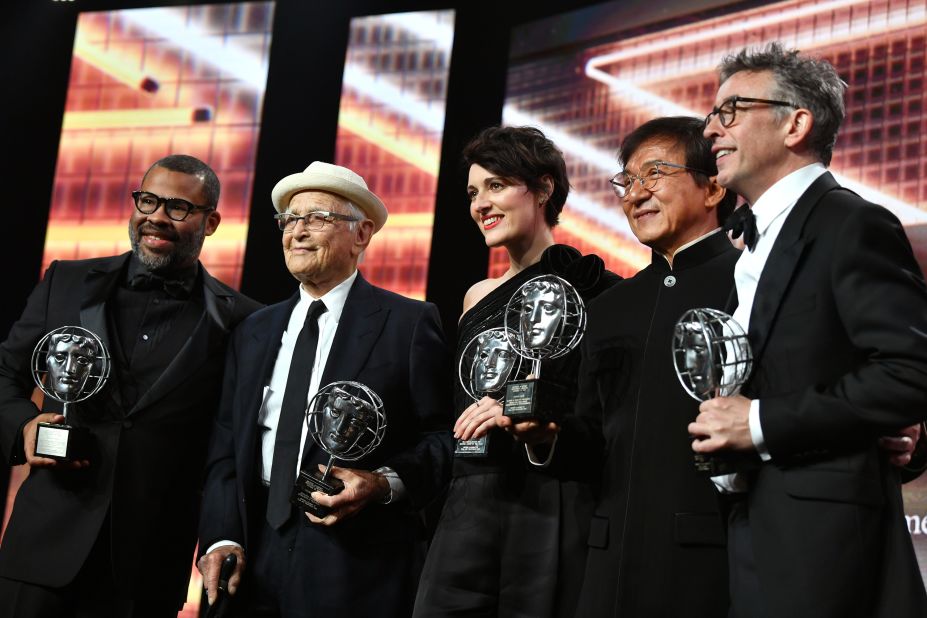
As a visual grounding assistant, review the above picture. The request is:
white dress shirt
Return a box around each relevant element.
[713,162,827,492]
[258,271,358,484]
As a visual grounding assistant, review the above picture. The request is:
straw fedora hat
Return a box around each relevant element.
[271,161,388,232]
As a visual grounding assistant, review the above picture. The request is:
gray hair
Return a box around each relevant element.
[718,41,846,166]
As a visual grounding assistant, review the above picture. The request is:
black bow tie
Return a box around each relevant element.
[723,206,758,251]
[128,272,193,299]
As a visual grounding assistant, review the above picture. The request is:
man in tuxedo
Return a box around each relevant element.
[696,42,927,617]
[197,161,452,617]
[0,154,261,617]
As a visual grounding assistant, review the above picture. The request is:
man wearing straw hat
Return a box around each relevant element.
[197,162,452,618]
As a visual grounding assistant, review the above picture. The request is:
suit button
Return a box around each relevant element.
[664,275,676,287]
[123,420,133,429]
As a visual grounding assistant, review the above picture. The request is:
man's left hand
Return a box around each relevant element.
[689,394,754,453]
[879,423,922,467]
[306,465,390,526]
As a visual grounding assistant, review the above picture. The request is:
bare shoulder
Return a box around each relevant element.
[462,278,504,316]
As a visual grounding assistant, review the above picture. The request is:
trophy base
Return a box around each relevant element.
[291,469,344,518]
[454,435,489,458]
[503,378,569,423]
[34,422,91,461]
[694,451,760,476]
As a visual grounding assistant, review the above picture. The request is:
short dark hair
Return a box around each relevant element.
[462,126,569,227]
[619,116,736,225]
[143,154,221,208]
[718,42,846,166]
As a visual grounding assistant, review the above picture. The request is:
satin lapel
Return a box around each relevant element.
[79,254,128,355]
[319,274,388,387]
[243,295,300,419]
[747,172,839,362]
[79,254,130,410]
[130,269,238,415]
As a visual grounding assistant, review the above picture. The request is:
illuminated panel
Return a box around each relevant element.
[2,4,275,616]
[500,0,927,278]
[335,10,455,300]
[505,0,927,582]
[44,2,275,288]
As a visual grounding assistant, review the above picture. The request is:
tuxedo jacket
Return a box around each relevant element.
[0,252,261,605]
[736,172,927,617]
[198,272,453,614]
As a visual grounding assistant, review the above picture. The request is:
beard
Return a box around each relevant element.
[128,219,206,273]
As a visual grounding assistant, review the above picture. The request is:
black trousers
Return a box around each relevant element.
[0,515,180,618]
[727,498,770,618]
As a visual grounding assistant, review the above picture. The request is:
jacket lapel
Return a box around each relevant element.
[79,253,129,356]
[747,172,839,362]
[319,273,388,387]
[79,254,129,411]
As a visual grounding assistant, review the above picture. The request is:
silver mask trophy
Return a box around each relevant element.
[31,326,111,461]
[502,274,586,422]
[454,327,529,457]
[672,308,753,475]
[291,381,386,517]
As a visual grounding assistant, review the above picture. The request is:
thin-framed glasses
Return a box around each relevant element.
[609,160,709,199]
[132,191,215,222]
[704,96,798,128]
[275,211,359,232]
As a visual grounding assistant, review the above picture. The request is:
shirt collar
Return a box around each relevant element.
[298,269,358,323]
[750,163,827,234]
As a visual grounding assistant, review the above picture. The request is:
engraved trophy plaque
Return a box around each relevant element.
[672,307,753,475]
[454,327,528,457]
[291,381,386,517]
[31,326,110,461]
[502,274,586,423]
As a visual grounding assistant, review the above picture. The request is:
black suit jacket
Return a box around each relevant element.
[0,252,261,605]
[736,172,927,617]
[198,272,452,614]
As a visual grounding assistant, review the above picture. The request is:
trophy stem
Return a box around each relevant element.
[62,401,71,421]
[319,456,337,483]
[531,359,542,380]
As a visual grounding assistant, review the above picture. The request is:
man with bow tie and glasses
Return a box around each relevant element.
[0,154,260,617]
[697,42,927,618]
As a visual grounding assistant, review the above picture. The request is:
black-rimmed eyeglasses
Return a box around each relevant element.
[132,191,215,222]
[275,211,359,232]
[704,96,798,128]
[609,160,709,199]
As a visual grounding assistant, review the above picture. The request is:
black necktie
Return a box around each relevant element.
[723,206,759,251]
[266,299,327,528]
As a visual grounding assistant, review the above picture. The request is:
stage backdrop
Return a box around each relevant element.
[501,0,927,583]
[0,3,275,616]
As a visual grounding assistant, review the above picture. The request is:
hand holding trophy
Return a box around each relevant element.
[31,325,110,461]
[454,327,528,456]
[502,275,586,422]
[291,381,386,517]
[672,308,753,475]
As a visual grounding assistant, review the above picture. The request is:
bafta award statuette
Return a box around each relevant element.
[672,307,753,475]
[291,381,386,518]
[502,274,586,422]
[31,326,110,461]
[454,327,528,457]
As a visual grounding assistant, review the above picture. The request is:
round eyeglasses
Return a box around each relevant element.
[275,211,360,232]
[132,191,215,222]
[704,96,798,129]
[609,160,709,199]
